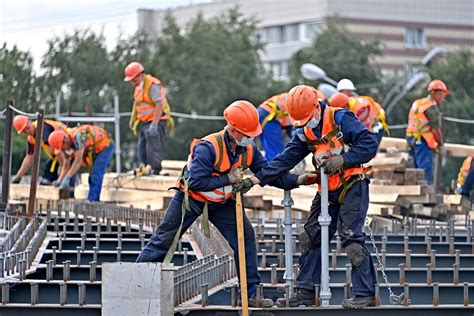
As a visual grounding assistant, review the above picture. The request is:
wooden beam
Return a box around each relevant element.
[379,137,474,158]
[10,184,61,201]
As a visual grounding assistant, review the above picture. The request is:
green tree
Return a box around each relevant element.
[289,18,383,97]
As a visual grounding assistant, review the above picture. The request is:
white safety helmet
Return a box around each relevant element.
[337,78,356,91]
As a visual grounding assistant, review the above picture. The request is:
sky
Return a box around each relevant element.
[0,0,210,71]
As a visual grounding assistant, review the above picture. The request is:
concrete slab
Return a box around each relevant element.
[102,262,175,316]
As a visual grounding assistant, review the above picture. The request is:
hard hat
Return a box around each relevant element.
[315,89,325,101]
[287,85,321,127]
[427,79,449,95]
[329,92,349,108]
[337,78,356,91]
[48,130,67,154]
[124,62,145,82]
[224,100,262,137]
[13,115,29,134]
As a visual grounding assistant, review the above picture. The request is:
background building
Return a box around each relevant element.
[138,0,474,80]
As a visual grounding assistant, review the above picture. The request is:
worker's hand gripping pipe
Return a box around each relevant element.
[235,192,249,316]
[282,190,295,296]
[318,166,332,307]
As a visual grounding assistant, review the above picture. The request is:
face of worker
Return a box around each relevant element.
[431,90,447,105]
[61,136,73,152]
[130,73,144,87]
[226,126,254,146]
[340,90,353,97]
[23,120,35,136]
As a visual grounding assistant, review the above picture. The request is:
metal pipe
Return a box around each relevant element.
[28,108,45,217]
[2,283,9,304]
[117,247,122,262]
[90,261,97,282]
[314,284,320,307]
[1,102,13,213]
[60,282,67,305]
[30,282,38,305]
[271,263,277,285]
[113,94,122,173]
[77,246,82,266]
[431,250,436,269]
[201,283,208,307]
[399,263,405,285]
[318,166,331,307]
[261,249,266,268]
[433,282,439,306]
[426,237,432,255]
[426,263,432,285]
[282,190,295,296]
[405,249,411,269]
[453,263,459,285]
[331,249,337,269]
[79,283,86,306]
[46,260,53,281]
[63,260,70,282]
[374,284,380,306]
[464,282,469,306]
[403,283,410,306]
[345,264,351,284]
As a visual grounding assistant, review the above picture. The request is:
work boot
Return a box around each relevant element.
[238,295,274,308]
[276,288,315,307]
[342,296,375,309]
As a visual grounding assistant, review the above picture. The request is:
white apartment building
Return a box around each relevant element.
[138,0,474,79]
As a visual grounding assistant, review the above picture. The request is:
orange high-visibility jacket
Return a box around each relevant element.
[133,74,171,123]
[258,93,290,128]
[406,97,438,149]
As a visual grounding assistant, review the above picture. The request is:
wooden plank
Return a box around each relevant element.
[369,185,423,196]
[83,173,178,192]
[379,137,474,158]
[10,184,61,201]
[443,194,462,206]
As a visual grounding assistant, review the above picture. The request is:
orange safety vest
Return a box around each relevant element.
[301,107,368,192]
[457,156,473,189]
[133,74,171,123]
[69,125,111,169]
[348,96,380,132]
[259,93,291,128]
[406,97,438,149]
[28,120,68,171]
[180,130,254,203]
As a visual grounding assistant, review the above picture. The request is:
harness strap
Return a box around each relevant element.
[337,166,372,204]
[215,132,224,171]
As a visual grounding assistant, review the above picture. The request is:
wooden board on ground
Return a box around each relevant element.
[368,203,401,216]
[379,137,474,158]
[81,173,177,192]
[369,185,427,196]
[10,184,62,201]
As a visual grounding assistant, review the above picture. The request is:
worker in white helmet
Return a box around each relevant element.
[337,78,357,97]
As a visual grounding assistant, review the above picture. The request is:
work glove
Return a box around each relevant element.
[52,179,61,187]
[227,168,244,184]
[297,172,319,185]
[232,178,254,196]
[59,177,73,189]
[11,176,21,184]
[321,155,344,175]
[149,123,159,137]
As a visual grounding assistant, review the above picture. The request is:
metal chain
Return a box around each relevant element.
[365,218,405,305]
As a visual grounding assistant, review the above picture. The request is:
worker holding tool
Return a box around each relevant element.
[136,100,317,307]
[329,92,388,144]
[233,85,378,309]
[12,115,67,185]
[124,61,173,175]
[257,93,293,161]
[406,79,449,184]
[457,156,473,211]
[48,124,114,201]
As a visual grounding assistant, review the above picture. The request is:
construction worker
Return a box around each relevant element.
[233,85,379,309]
[406,79,449,184]
[457,156,473,210]
[257,93,292,161]
[136,100,317,307]
[48,124,114,201]
[336,78,357,97]
[124,61,173,175]
[12,115,67,185]
[329,92,388,144]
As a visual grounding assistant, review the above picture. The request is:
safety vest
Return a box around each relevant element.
[299,107,368,195]
[348,96,382,132]
[457,156,473,190]
[28,119,67,172]
[133,74,172,125]
[179,130,254,203]
[69,125,111,170]
[406,97,438,149]
[259,93,290,128]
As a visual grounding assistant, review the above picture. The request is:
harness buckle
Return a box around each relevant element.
[335,131,343,139]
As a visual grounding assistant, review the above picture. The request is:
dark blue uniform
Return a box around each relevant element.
[136,131,298,297]
[254,103,379,297]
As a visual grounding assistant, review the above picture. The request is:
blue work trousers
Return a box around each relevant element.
[259,120,285,162]
[87,144,114,201]
[138,120,166,174]
[296,178,377,297]
[406,137,433,184]
[136,191,261,296]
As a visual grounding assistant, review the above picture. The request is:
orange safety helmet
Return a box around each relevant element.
[13,115,29,134]
[48,130,67,154]
[428,79,449,95]
[329,92,349,108]
[124,61,145,82]
[224,100,262,137]
[287,85,320,127]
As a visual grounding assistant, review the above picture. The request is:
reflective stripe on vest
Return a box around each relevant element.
[303,107,367,191]
[133,74,171,123]
[406,98,438,149]
[259,94,290,128]
[182,130,253,203]
[457,156,473,188]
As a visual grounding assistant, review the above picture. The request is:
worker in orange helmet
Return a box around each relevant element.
[136,100,317,307]
[48,124,114,201]
[406,79,449,184]
[12,115,67,185]
[124,61,173,175]
[234,85,378,308]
